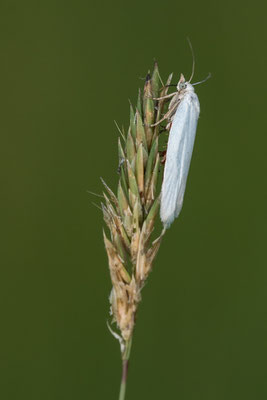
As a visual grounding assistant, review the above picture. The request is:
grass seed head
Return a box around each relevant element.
[102,65,172,347]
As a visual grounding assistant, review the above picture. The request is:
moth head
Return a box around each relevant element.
[177,73,194,92]
[177,74,186,90]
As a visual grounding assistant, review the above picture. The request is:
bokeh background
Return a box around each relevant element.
[1,1,267,399]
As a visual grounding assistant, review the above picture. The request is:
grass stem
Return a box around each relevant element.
[119,338,132,400]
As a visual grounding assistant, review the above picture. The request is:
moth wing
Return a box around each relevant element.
[160,93,199,228]
[160,99,191,227]
[174,94,200,218]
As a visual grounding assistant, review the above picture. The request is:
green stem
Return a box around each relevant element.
[118,338,132,400]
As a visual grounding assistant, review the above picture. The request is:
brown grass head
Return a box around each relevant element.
[102,64,173,347]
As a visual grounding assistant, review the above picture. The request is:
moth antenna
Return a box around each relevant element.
[187,37,195,83]
[192,72,211,86]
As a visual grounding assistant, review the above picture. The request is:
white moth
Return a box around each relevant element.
[152,69,210,229]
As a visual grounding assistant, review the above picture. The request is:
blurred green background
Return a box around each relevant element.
[1,0,267,399]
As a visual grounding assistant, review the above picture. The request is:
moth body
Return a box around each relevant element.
[160,74,200,228]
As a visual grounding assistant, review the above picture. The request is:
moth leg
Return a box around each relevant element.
[159,150,167,164]
[151,114,169,127]
[166,121,171,131]
[153,92,177,101]
[151,102,179,127]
